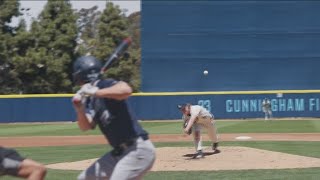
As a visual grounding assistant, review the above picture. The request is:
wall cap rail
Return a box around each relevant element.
[1,89,320,98]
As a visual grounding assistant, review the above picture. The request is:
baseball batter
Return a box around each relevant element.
[72,56,155,180]
[0,146,47,180]
[178,103,219,158]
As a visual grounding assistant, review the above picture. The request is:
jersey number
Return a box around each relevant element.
[198,100,211,112]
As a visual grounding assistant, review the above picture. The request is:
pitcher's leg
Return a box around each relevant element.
[202,117,219,150]
[207,125,218,143]
[191,125,204,158]
[193,131,202,151]
[192,124,202,151]
[205,119,218,143]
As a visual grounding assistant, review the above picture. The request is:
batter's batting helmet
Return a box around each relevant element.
[73,56,102,84]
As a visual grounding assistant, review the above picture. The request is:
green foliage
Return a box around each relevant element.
[90,2,141,91]
[75,5,101,56]
[0,33,21,94]
[0,1,142,94]
[12,0,78,93]
[0,0,20,32]
[126,12,141,91]
[0,0,21,94]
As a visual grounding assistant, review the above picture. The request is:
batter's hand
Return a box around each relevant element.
[72,91,85,109]
[80,83,99,96]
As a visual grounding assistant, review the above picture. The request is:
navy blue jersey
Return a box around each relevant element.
[85,79,148,147]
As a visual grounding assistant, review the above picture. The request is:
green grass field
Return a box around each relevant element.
[1,119,320,137]
[1,119,320,180]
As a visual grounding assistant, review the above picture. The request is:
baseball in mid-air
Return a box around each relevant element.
[203,70,208,75]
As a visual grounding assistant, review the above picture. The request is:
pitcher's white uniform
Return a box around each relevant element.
[182,105,219,152]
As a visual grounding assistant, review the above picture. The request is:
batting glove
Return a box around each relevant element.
[80,83,99,96]
[72,91,86,108]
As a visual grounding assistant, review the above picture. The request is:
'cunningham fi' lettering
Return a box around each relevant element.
[225,98,320,113]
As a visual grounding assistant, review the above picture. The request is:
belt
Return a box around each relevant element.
[111,135,149,156]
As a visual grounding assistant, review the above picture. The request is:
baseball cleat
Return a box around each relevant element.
[193,150,204,159]
[212,142,219,151]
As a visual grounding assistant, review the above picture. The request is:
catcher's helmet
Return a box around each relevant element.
[73,56,102,85]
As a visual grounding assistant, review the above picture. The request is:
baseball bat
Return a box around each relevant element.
[100,37,132,73]
[87,37,131,85]
[73,38,132,101]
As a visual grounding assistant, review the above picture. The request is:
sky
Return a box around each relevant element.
[12,0,141,28]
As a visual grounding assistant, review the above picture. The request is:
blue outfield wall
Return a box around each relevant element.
[131,92,320,119]
[141,1,320,92]
[1,92,320,123]
[0,96,76,123]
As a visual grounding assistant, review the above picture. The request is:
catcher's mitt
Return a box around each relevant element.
[183,120,192,135]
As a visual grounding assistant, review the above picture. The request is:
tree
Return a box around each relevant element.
[0,0,21,94]
[75,5,102,56]
[92,2,142,91]
[126,12,141,92]
[12,0,78,93]
[92,2,128,59]
[0,32,21,94]
[0,0,20,32]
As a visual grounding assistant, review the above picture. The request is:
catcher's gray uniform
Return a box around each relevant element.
[182,105,219,152]
[0,147,46,179]
[0,147,24,176]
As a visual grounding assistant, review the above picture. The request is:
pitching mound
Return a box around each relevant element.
[47,146,320,171]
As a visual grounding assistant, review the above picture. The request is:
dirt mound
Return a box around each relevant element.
[47,146,320,171]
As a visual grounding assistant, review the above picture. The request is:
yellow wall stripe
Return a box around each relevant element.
[0,94,73,98]
[1,89,320,98]
[134,90,320,96]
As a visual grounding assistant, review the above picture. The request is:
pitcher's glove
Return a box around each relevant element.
[183,120,192,135]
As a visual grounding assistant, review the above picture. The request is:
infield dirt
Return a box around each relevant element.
[46,146,320,171]
[1,133,320,171]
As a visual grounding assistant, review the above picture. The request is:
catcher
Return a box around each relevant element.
[178,103,219,158]
[0,146,47,180]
